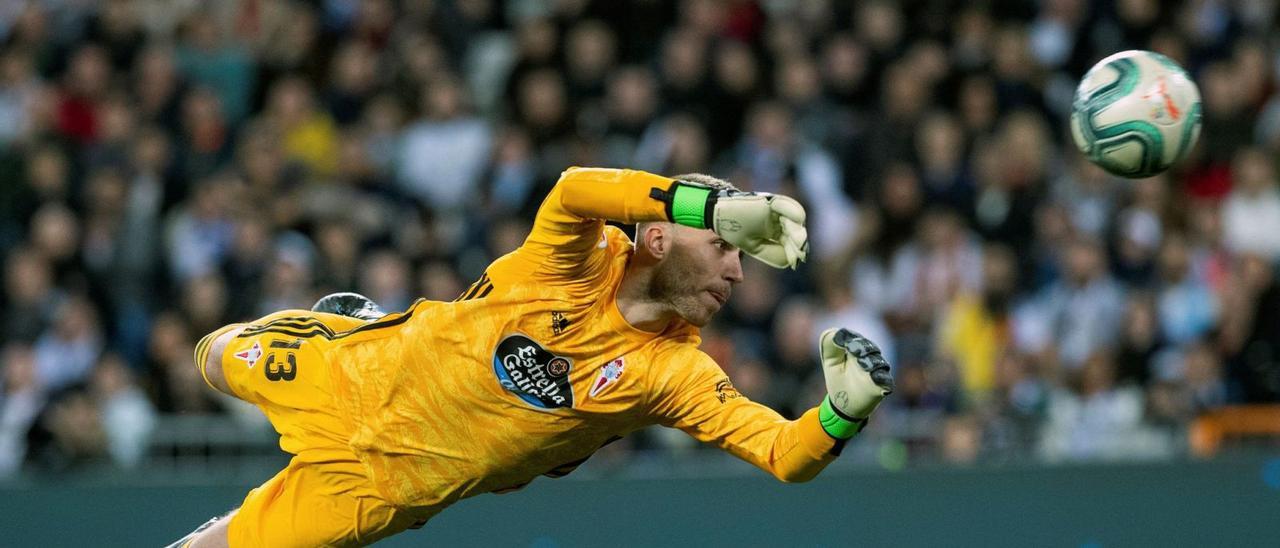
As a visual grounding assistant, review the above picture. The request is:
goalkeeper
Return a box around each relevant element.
[172,167,894,547]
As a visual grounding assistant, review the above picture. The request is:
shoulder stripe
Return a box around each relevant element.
[238,327,335,340]
[241,318,337,338]
[456,271,495,302]
[459,273,489,301]
[459,284,480,301]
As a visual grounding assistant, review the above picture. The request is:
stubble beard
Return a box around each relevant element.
[649,245,714,327]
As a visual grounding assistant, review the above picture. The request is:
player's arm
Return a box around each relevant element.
[646,331,893,482]
[814,328,895,439]
[646,346,837,482]
[518,167,809,279]
[517,167,674,279]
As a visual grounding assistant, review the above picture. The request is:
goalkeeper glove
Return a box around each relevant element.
[817,328,894,439]
[659,181,809,269]
[312,292,386,321]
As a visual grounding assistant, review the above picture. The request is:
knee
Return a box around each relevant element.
[197,325,245,396]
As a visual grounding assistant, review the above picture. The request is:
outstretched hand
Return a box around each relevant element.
[819,328,893,421]
[712,190,809,270]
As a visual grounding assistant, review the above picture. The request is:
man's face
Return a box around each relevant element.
[649,225,744,327]
[1065,242,1100,286]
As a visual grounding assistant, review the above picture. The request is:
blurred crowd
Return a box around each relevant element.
[2,0,1280,476]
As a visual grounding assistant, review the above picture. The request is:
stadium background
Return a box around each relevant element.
[1,0,1278,545]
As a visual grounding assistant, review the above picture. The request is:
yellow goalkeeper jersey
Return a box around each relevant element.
[329,167,839,516]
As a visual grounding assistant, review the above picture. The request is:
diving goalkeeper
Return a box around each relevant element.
[171,167,894,547]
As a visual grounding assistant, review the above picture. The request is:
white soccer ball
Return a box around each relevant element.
[1070,50,1202,179]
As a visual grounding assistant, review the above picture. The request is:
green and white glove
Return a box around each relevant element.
[817,328,894,439]
[659,181,809,269]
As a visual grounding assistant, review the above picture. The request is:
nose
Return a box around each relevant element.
[724,251,744,284]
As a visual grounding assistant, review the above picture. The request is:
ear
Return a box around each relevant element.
[639,223,671,259]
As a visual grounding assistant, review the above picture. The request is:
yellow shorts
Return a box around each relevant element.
[227,456,419,547]
[196,310,421,547]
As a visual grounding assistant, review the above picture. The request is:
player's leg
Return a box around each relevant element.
[187,309,412,546]
[193,457,418,547]
[164,510,235,548]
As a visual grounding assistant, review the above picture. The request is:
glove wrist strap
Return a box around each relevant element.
[666,182,716,229]
[819,396,868,440]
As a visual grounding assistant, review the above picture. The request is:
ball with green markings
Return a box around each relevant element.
[1070,50,1202,179]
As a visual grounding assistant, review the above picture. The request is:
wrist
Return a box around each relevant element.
[666,182,717,229]
[818,396,868,440]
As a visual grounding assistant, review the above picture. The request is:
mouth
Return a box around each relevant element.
[707,289,728,305]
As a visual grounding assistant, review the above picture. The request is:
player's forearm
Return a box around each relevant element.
[687,402,840,483]
[754,407,840,482]
[653,354,844,482]
[555,167,674,224]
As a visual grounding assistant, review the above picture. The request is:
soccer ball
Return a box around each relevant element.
[1070,50,1202,179]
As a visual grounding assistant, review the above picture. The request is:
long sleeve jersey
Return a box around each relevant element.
[329,167,839,517]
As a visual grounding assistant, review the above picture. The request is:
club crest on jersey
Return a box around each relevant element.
[493,334,575,409]
[588,357,625,399]
[234,342,263,368]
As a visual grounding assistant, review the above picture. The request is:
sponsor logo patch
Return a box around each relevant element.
[550,311,570,335]
[589,357,625,399]
[715,378,741,404]
[493,334,574,409]
[548,357,570,376]
[234,342,263,368]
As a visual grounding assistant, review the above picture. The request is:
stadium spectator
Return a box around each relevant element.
[937,244,1018,398]
[32,296,102,393]
[3,246,60,344]
[90,352,154,468]
[1153,232,1218,346]
[1019,236,1125,371]
[26,384,108,472]
[1039,352,1154,461]
[396,75,493,218]
[1221,147,1280,260]
[0,343,42,476]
